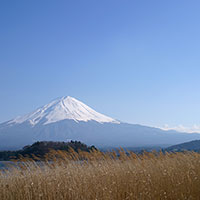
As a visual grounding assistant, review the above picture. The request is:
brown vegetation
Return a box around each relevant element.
[1,149,200,200]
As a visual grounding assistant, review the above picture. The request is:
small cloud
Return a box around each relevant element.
[159,124,200,133]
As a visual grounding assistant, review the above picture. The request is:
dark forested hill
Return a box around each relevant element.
[166,140,200,152]
[0,141,97,161]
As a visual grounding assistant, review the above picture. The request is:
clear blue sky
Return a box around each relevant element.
[1,0,200,130]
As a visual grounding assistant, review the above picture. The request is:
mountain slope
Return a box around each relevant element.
[1,96,200,150]
[166,140,200,152]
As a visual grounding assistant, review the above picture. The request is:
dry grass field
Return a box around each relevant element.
[1,149,200,200]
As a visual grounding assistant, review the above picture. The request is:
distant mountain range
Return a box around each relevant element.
[1,96,200,150]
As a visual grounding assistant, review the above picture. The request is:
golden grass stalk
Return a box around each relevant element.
[1,150,200,200]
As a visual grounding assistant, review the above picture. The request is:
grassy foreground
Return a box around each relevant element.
[1,149,200,200]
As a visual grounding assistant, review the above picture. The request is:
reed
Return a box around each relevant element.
[1,149,200,200]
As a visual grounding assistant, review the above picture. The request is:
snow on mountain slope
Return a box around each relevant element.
[8,96,119,126]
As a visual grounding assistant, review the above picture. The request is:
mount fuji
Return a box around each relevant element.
[1,96,200,150]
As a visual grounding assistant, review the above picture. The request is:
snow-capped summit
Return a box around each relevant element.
[9,96,119,126]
